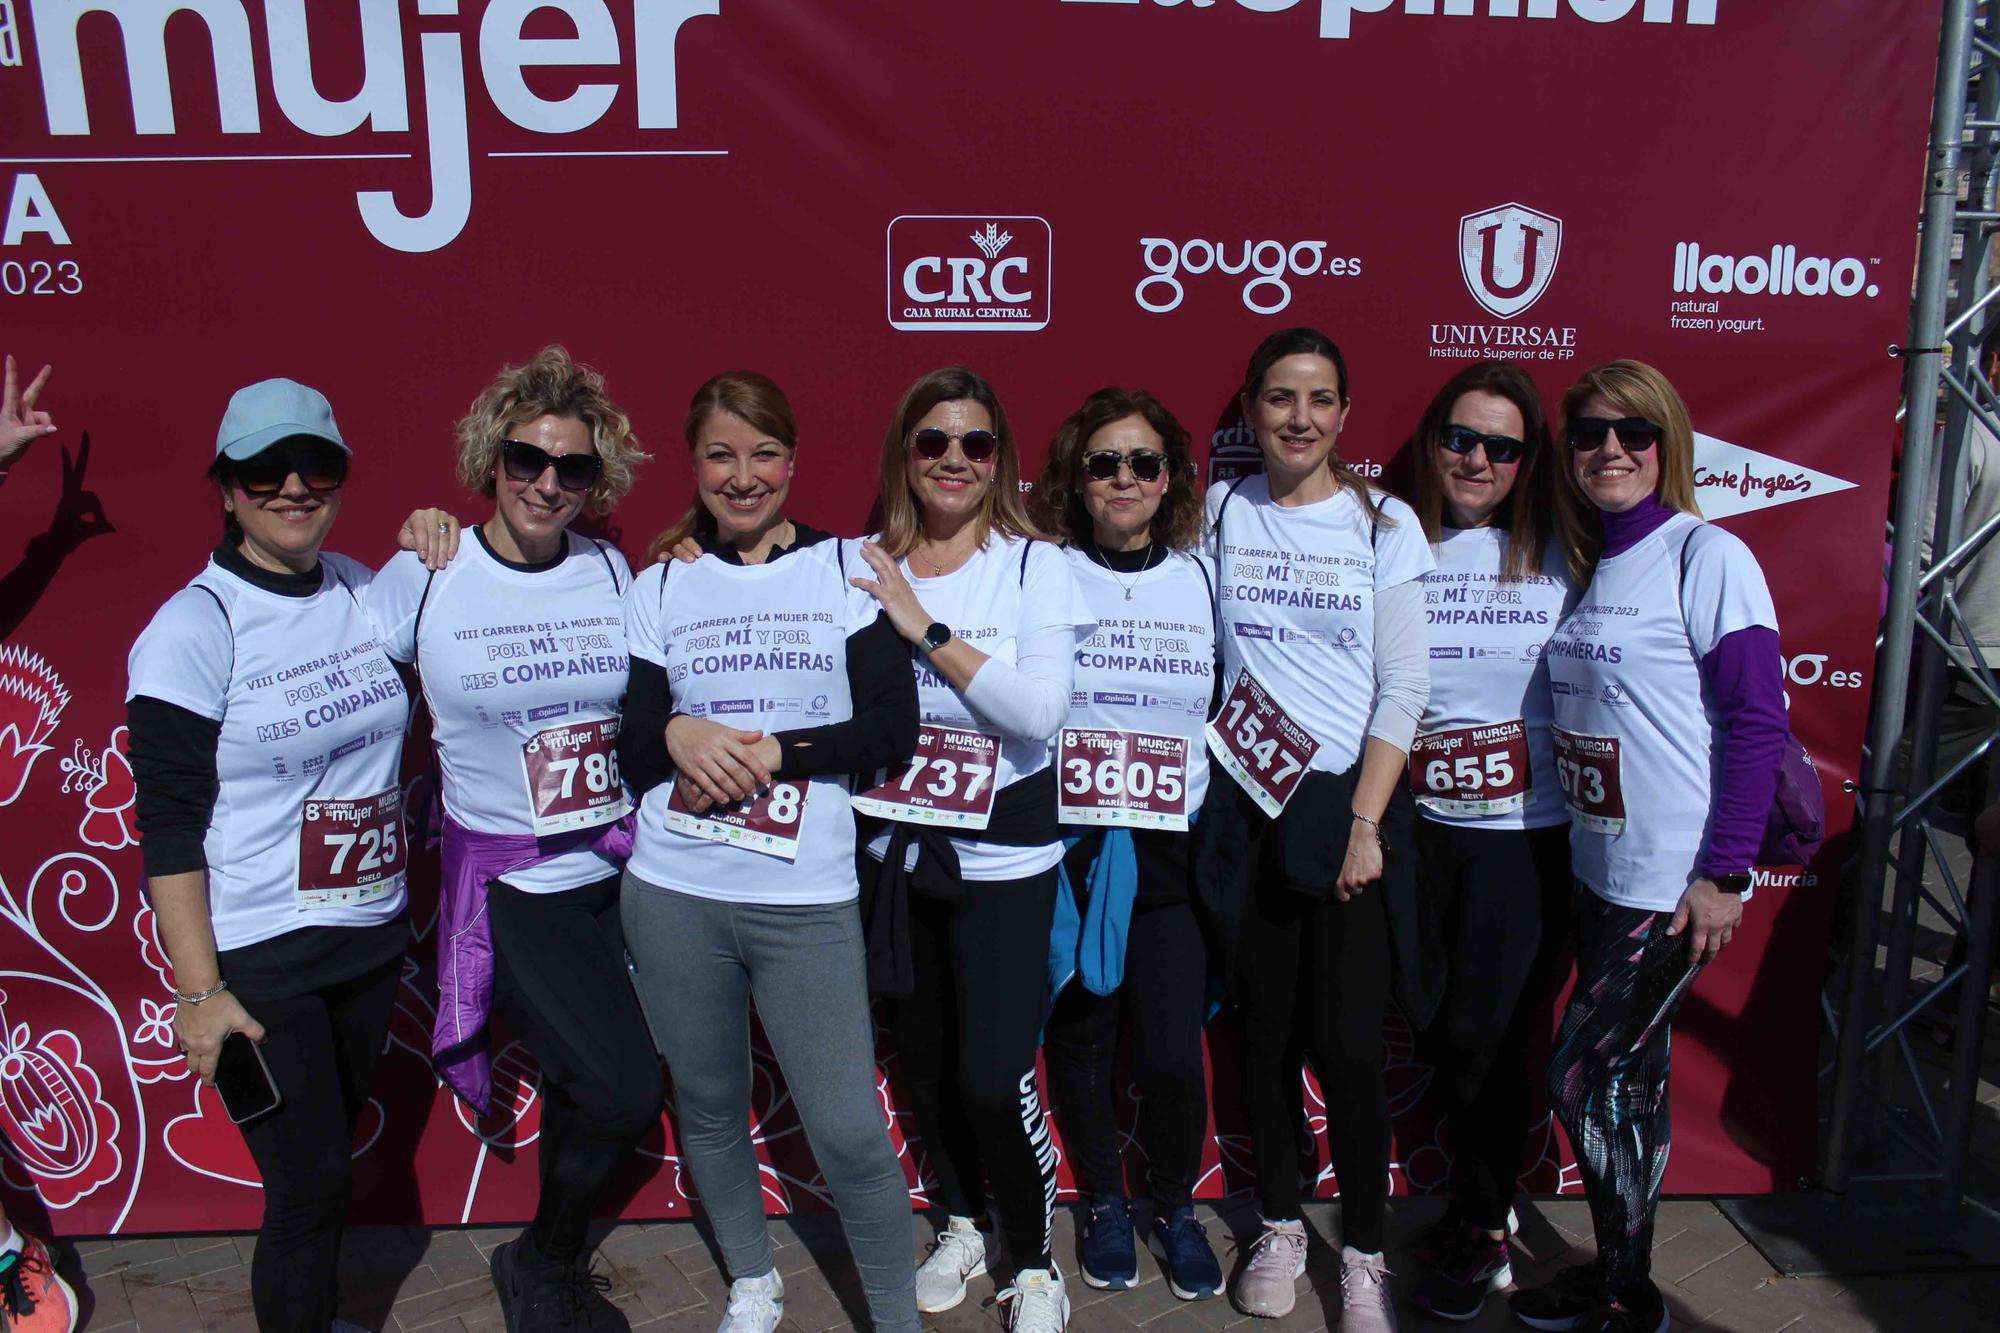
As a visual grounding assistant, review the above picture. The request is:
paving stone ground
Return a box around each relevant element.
[49,1192,1999,1333]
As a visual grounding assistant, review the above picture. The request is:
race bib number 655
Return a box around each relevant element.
[297,787,407,909]
[1205,670,1319,818]
[852,724,1000,830]
[1410,719,1530,818]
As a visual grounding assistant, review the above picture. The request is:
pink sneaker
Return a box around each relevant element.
[1339,1245,1398,1333]
[0,1235,77,1333]
[1231,1218,1307,1318]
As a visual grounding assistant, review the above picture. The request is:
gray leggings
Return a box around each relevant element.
[621,873,919,1333]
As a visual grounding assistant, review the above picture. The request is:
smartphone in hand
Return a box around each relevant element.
[214,1030,281,1124]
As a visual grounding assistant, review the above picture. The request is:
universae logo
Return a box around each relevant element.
[1458,203,1561,320]
[888,215,1052,332]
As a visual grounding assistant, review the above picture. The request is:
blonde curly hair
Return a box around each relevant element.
[456,345,647,516]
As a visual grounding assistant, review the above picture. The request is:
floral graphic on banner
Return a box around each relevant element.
[60,725,137,851]
[0,646,68,809]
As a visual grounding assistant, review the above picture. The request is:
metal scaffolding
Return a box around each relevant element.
[1823,0,2000,1218]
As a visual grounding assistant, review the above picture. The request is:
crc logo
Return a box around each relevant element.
[1458,203,1562,320]
[888,215,1051,331]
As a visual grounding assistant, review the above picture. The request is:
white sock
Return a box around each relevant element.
[0,1222,20,1258]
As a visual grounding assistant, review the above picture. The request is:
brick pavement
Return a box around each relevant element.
[49,1194,1999,1332]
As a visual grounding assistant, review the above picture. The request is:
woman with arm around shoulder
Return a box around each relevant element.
[126,380,411,1331]
[1028,389,1223,1301]
[852,368,1094,1333]
[1199,328,1431,1331]
[1397,362,1575,1324]
[364,347,661,1328]
[1507,361,1786,1333]
[616,372,922,1333]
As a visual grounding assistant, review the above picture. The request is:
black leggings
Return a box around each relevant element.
[1046,900,1209,1211]
[1417,819,1572,1232]
[236,956,400,1331]
[1548,886,1701,1296]
[1235,871,1393,1253]
[888,868,1060,1269]
[489,875,663,1265]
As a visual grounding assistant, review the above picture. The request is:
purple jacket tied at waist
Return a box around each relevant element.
[434,813,634,1113]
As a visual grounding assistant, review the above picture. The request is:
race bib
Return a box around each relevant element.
[297,787,407,909]
[1409,719,1530,818]
[520,718,631,836]
[1205,670,1319,818]
[664,780,808,861]
[852,724,1001,830]
[1553,726,1625,834]
[1057,728,1191,831]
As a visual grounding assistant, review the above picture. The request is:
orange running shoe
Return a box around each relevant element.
[0,1235,77,1333]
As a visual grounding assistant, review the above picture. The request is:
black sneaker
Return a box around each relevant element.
[1413,1229,1511,1322]
[1508,1262,1609,1331]
[1416,1205,1518,1271]
[491,1237,627,1332]
[1579,1281,1668,1333]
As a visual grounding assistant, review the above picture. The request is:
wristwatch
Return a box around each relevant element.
[1713,871,1753,894]
[918,622,952,658]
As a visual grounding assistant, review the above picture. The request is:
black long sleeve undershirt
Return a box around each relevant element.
[128,695,223,877]
[619,610,920,797]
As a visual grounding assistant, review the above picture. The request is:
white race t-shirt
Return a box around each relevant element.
[625,539,881,905]
[1064,547,1217,817]
[127,553,410,950]
[1205,477,1435,772]
[1417,527,1574,829]
[1546,512,1779,912]
[366,528,632,893]
[864,533,1094,881]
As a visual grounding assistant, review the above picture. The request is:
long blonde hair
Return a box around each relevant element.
[1555,359,1701,585]
[873,367,1041,556]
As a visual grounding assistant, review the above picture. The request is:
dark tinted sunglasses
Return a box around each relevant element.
[909,427,999,463]
[1082,449,1170,483]
[502,439,603,492]
[1440,424,1529,465]
[1566,416,1664,452]
[231,439,348,495]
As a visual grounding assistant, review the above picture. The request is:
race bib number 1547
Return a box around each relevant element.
[1205,671,1319,818]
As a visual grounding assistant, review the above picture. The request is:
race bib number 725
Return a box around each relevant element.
[297,787,407,909]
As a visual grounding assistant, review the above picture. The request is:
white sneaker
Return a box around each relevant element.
[997,1266,1070,1333]
[914,1215,989,1313]
[716,1268,784,1333]
[1338,1246,1397,1333]
[1232,1217,1309,1318]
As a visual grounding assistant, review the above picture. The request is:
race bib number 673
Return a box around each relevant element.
[1552,726,1625,835]
[1205,670,1319,818]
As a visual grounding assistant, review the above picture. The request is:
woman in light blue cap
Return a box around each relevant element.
[125,377,414,1332]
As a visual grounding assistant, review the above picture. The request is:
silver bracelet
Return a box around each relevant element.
[174,979,229,1005]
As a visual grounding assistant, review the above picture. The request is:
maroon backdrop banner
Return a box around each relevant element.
[0,0,1938,1236]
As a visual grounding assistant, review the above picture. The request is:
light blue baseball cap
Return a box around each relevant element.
[215,378,349,460]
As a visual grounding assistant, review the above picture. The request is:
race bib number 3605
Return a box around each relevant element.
[1552,726,1625,835]
[521,718,631,836]
[297,787,407,909]
[1058,728,1190,831]
[664,781,808,861]
[852,724,1000,830]
[1205,670,1319,818]
[1409,719,1530,818]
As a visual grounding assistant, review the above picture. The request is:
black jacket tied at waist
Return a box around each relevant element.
[860,765,1059,997]
[1192,762,1442,1030]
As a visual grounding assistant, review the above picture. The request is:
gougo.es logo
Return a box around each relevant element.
[1136,237,1361,315]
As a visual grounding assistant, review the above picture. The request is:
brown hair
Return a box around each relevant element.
[455,345,645,516]
[873,367,1041,556]
[1030,387,1203,550]
[1408,360,1557,582]
[1237,326,1389,528]
[645,371,799,564]
[1555,359,1702,584]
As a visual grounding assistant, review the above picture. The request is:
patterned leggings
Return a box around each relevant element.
[1546,885,1703,1294]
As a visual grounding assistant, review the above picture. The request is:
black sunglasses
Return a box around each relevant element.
[1566,416,1664,452]
[230,438,348,495]
[1440,424,1529,465]
[502,439,603,492]
[1081,449,1170,483]
[909,427,999,463]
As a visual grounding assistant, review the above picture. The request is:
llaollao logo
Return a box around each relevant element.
[1458,203,1562,320]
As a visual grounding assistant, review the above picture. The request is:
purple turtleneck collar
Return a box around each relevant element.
[1597,491,1676,559]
